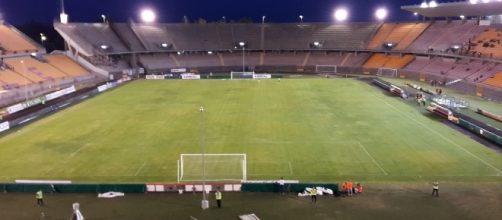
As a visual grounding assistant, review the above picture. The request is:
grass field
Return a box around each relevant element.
[0,78,501,183]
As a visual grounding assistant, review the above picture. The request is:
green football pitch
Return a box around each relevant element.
[0,78,501,183]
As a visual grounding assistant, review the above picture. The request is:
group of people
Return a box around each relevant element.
[340,181,363,197]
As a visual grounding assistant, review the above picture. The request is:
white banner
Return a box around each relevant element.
[146,75,165,80]
[253,74,272,79]
[0,121,10,133]
[181,74,200,80]
[6,104,24,115]
[171,68,187,73]
[97,85,109,92]
[45,86,76,101]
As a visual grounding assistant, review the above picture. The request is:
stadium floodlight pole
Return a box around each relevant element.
[262,16,266,24]
[299,15,304,23]
[199,106,209,210]
[101,14,106,24]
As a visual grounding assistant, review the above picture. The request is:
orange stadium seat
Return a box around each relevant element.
[483,72,502,88]
[0,24,39,54]
[368,23,428,50]
[364,53,415,69]
[471,28,502,58]
[0,68,33,87]
[4,57,69,82]
[45,55,90,77]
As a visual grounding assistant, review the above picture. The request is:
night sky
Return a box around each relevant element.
[1,0,427,25]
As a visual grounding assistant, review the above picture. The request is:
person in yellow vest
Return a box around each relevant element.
[310,187,317,203]
[215,190,222,208]
[432,180,439,197]
[36,190,44,206]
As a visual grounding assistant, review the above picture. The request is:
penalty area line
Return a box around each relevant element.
[358,142,388,175]
[135,162,147,176]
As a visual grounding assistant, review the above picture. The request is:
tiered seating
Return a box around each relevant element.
[4,57,69,82]
[408,20,485,52]
[262,52,306,66]
[368,23,429,50]
[471,28,502,58]
[45,55,90,76]
[363,54,415,69]
[139,54,178,70]
[55,23,129,55]
[0,68,32,88]
[483,72,502,88]
[0,24,39,54]
[175,54,220,68]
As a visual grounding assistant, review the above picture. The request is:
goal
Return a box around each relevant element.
[377,68,398,78]
[315,65,337,74]
[177,154,247,182]
[231,71,255,80]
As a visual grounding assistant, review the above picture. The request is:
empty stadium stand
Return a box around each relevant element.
[368,22,429,50]
[470,28,502,58]
[483,72,502,88]
[0,23,40,54]
[408,20,486,52]
[364,53,415,69]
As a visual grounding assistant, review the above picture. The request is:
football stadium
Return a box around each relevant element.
[0,0,502,219]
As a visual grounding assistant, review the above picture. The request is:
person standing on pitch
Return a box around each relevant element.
[36,190,44,206]
[278,177,285,195]
[310,187,317,204]
[432,180,439,197]
[215,190,222,208]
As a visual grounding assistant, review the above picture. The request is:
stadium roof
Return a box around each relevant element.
[401,1,502,18]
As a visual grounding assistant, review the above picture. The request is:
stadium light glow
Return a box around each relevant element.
[334,8,348,22]
[470,0,478,4]
[140,8,156,23]
[420,2,429,8]
[299,15,304,22]
[429,1,438,8]
[481,0,490,3]
[460,15,466,19]
[375,8,388,21]
[413,12,418,16]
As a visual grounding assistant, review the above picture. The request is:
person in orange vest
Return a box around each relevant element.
[347,181,353,197]
[341,182,347,197]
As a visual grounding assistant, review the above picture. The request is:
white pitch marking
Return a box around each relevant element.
[357,142,388,175]
[370,91,502,174]
[135,162,147,176]
[288,161,294,175]
[69,143,91,159]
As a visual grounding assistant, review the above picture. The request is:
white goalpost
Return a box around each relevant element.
[377,68,398,78]
[230,71,255,80]
[315,65,337,74]
[178,154,247,182]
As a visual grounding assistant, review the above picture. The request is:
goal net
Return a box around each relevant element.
[231,71,255,80]
[377,68,398,77]
[315,65,337,74]
[178,154,247,182]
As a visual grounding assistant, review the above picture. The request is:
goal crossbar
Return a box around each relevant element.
[178,154,247,183]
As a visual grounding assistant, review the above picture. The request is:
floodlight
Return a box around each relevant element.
[375,8,388,21]
[207,51,213,55]
[239,41,246,47]
[314,41,320,46]
[100,44,109,50]
[140,8,156,23]
[429,1,438,8]
[161,43,169,48]
[481,0,490,3]
[460,15,466,19]
[414,12,418,16]
[334,8,348,21]
[420,2,429,8]
[470,0,478,4]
